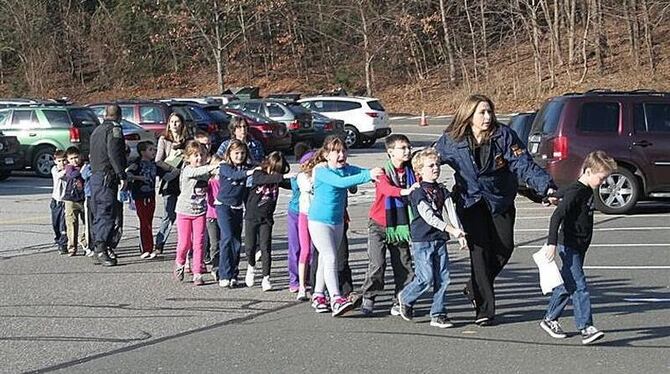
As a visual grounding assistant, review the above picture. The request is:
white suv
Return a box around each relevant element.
[298,96,391,148]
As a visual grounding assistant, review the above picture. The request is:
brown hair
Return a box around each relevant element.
[261,151,290,174]
[54,149,66,159]
[582,150,617,174]
[411,148,440,174]
[228,116,249,136]
[163,112,189,142]
[300,135,345,174]
[65,146,80,157]
[446,94,499,142]
[223,139,249,165]
[183,140,205,158]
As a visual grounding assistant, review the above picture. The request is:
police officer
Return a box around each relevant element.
[434,94,557,326]
[89,105,128,266]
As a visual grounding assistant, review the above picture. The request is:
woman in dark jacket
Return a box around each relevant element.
[434,94,557,326]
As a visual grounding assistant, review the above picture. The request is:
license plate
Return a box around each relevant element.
[4,157,14,165]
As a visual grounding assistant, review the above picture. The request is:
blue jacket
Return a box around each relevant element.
[434,125,555,215]
[308,165,371,225]
[217,163,251,207]
[288,177,300,213]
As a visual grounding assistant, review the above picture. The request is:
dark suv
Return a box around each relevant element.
[528,90,670,214]
[0,131,23,180]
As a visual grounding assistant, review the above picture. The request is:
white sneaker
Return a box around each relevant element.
[230,279,238,288]
[245,265,255,287]
[219,279,231,288]
[140,252,151,259]
[296,287,309,301]
[84,248,95,257]
[211,270,219,282]
[148,251,157,259]
[261,276,272,291]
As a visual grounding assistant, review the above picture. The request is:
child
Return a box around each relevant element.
[359,134,419,315]
[50,149,68,254]
[295,150,317,301]
[127,141,177,259]
[206,154,223,280]
[173,140,219,286]
[62,146,87,256]
[244,151,293,291]
[308,135,383,316]
[216,139,256,288]
[287,143,312,295]
[397,148,466,328]
[539,150,616,345]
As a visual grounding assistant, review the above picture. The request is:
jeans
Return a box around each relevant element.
[544,245,593,330]
[155,194,177,249]
[399,240,450,317]
[206,218,220,270]
[50,198,67,248]
[360,219,413,302]
[216,205,243,280]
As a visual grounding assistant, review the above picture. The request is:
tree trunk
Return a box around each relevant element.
[479,0,489,79]
[639,0,655,73]
[579,0,591,83]
[439,0,456,85]
[564,0,576,64]
[591,0,604,74]
[359,1,373,96]
[464,0,478,83]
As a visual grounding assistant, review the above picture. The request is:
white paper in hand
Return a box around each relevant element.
[532,245,564,295]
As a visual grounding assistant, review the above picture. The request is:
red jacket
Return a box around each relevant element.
[368,168,405,227]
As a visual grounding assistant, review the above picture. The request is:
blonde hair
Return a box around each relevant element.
[582,150,617,174]
[183,140,205,158]
[301,135,345,175]
[411,148,440,174]
[447,94,498,142]
[223,139,249,165]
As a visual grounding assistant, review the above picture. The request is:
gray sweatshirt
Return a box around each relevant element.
[175,164,218,216]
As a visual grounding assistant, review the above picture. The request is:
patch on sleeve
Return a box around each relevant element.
[112,126,123,139]
[510,144,525,157]
[494,154,508,169]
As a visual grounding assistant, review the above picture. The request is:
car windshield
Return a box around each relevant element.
[531,101,564,135]
[367,100,385,111]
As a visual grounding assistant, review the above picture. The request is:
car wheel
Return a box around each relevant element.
[594,167,639,214]
[344,125,360,148]
[33,146,56,178]
[0,171,10,181]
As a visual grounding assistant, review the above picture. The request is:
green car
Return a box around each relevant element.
[0,105,98,177]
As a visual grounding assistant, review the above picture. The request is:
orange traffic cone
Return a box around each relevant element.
[419,111,428,126]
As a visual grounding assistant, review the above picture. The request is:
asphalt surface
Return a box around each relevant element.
[0,117,668,373]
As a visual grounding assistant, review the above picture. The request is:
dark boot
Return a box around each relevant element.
[92,243,117,267]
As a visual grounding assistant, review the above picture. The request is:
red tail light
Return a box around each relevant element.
[288,120,300,130]
[551,136,568,160]
[207,123,218,133]
[259,124,273,134]
[124,133,140,141]
[323,122,334,131]
[366,112,379,118]
[69,126,81,143]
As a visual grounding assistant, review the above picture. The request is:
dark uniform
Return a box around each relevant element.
[89,119,127,265]
[435,124,556,322]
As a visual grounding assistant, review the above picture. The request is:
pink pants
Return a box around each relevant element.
[298,213,312,265]
[176,213,206,275]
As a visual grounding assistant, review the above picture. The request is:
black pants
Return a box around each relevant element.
[206,218,219,268]
[459,200,515,320]
[360,219,413,301]
[310,222,354,296]
[245,217,274,277]
[90,172,120,252]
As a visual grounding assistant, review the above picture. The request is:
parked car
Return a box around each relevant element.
[88,100,172,136]
[0,131,24,181]
[225,99,316,147]
[0,105,97,177]
[120,119,156,160]
[223,108,292,153]
[0,98,41,109]
[298,96,392,148]
[508,112,536,146]
[162,101,229,149]
[310,112,346,146]
[527,89,670,214]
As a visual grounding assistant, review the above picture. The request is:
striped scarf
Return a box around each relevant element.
[384,160,415,243]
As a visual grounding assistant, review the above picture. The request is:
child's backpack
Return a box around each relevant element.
[64,171,85,202]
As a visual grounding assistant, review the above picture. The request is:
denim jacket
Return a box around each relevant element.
[434,125,555,215]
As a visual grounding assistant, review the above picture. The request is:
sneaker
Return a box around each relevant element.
[148,251,157,259]
[245,265,255,287]
[398,302,413,321]
[475,317,493,326]
[218,279,231,288]
[348,292,363,309]
[581,326,605,345]
[261,276,272,291]
[312,295,330,313]
[331,297,354,317]
[540,319,568,339]
[193,274,205,286]
[296,287,309,301]
[230,278,238,288]
[211,270,219,282]
[67,249,77,257]
[107,249,117,259]
[390,302,401,316]
[58,246,68,255]
[140,252,151,259]
[173,265,185,282]
[361,298,374,316]
[289,286,300,293]
[430,315,454,328]
[84,248,95,257]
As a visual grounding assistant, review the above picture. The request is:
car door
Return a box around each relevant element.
[4,109,42,154]
[630,102,670,192]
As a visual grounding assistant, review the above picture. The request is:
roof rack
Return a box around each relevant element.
[564,89,670,97]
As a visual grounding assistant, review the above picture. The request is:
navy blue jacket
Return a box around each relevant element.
[434,125,555,215]
[217,163,251,207]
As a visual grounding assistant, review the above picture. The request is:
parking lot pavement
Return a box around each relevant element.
[1,137,669,373]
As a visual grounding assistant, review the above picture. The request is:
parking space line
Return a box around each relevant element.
[518,244,669,248]
[586,266,670,270]
[516,227,670,232]
[623,298,670,302]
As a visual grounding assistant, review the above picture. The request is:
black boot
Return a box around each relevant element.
[92,243,117,267]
